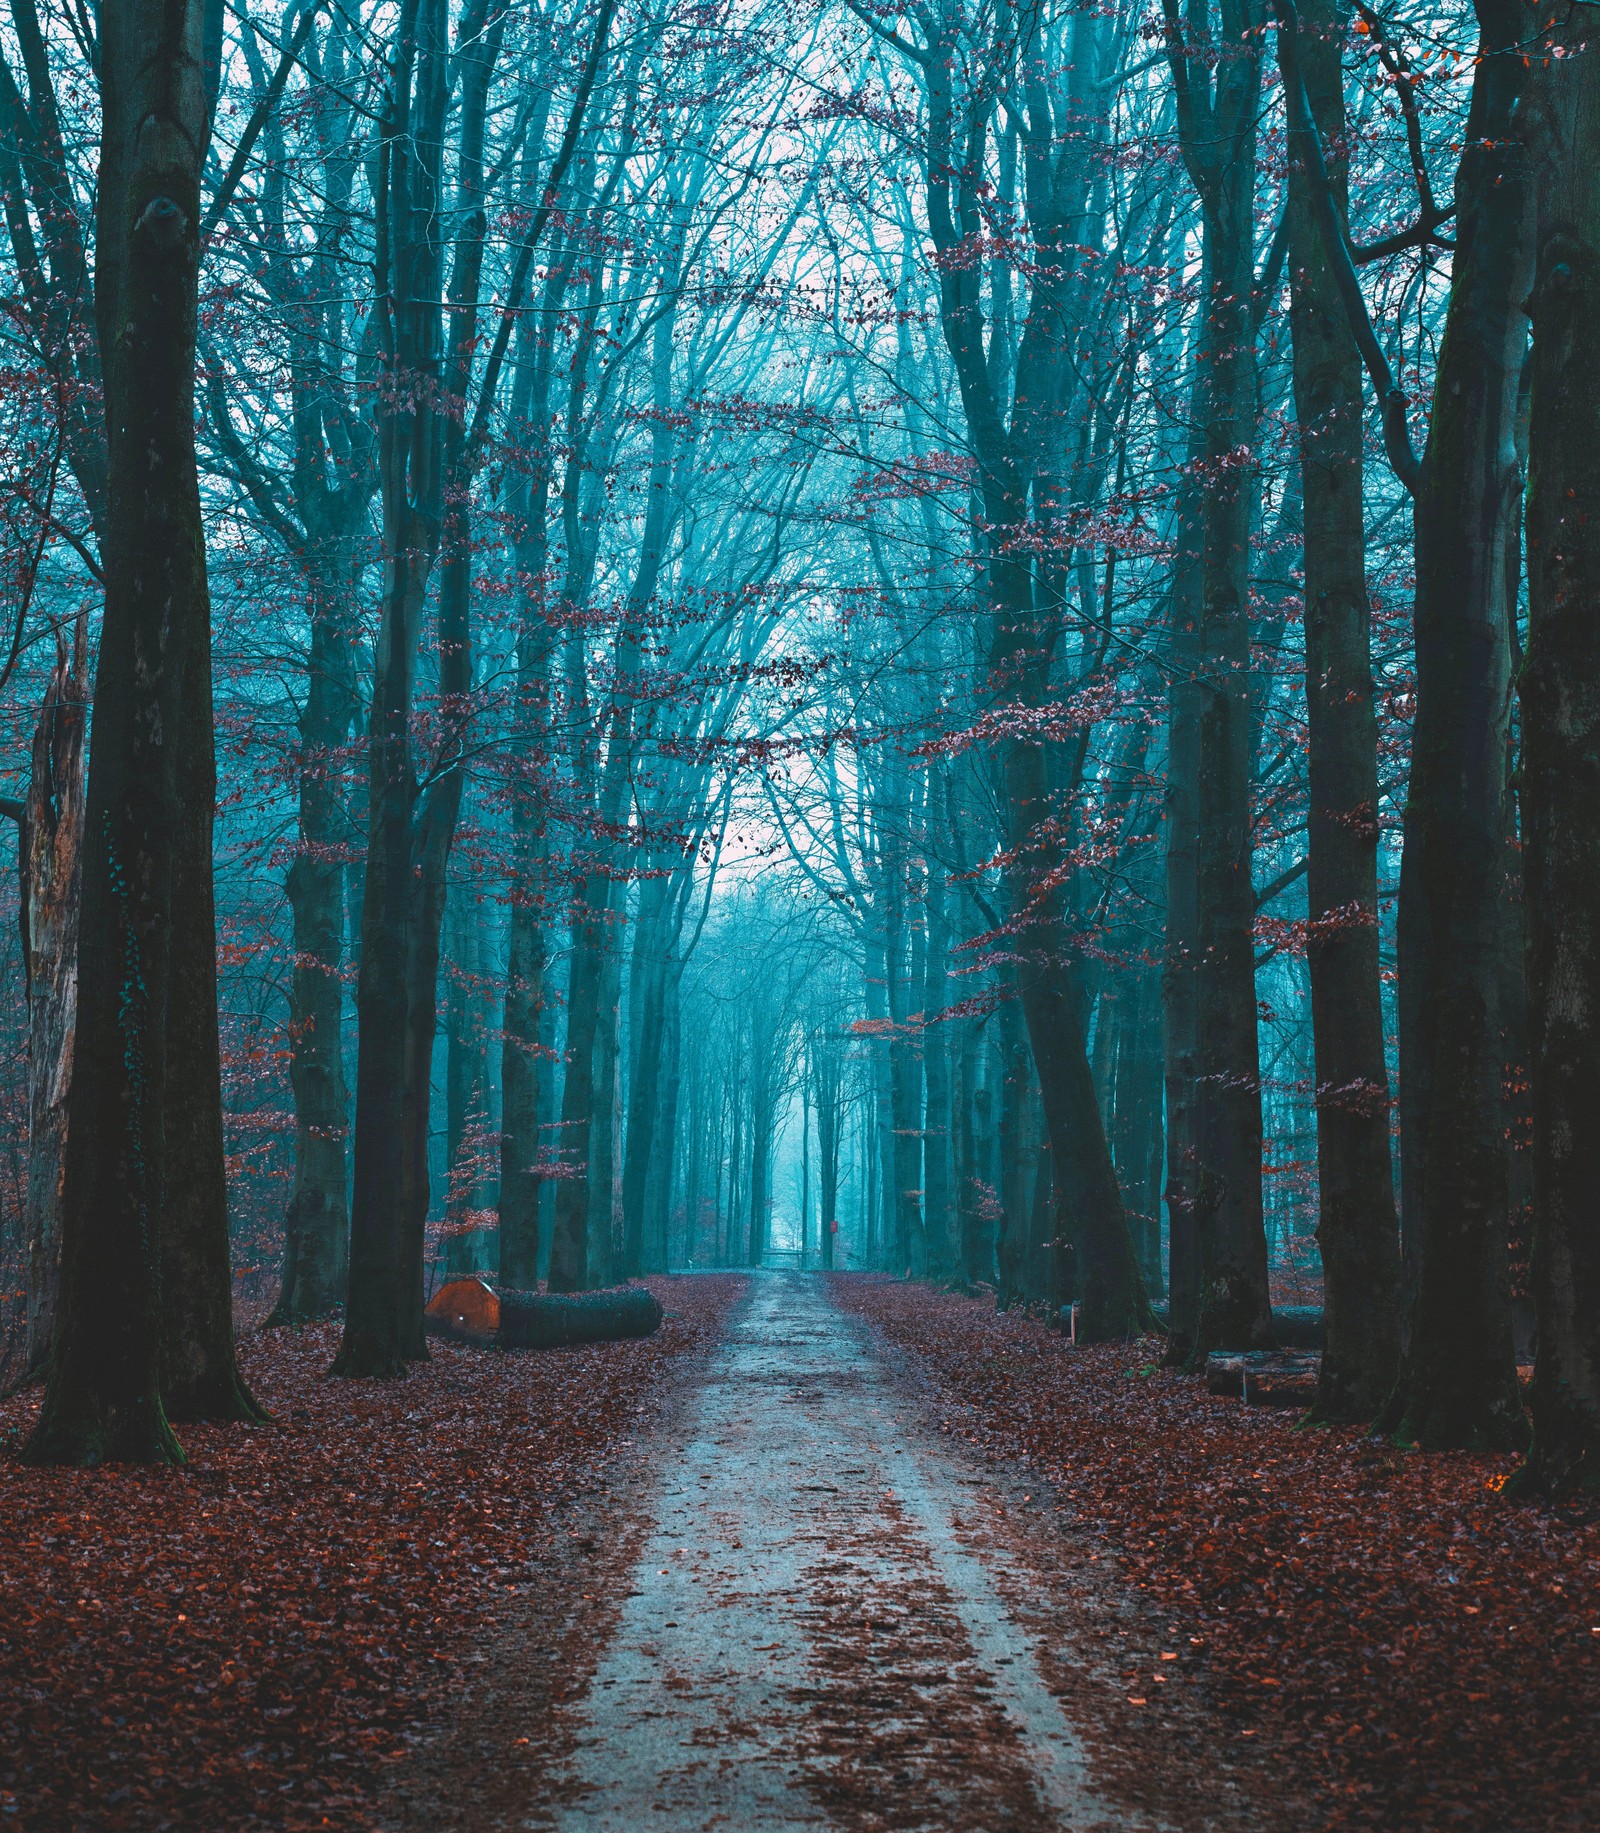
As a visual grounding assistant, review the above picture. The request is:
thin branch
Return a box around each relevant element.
[202,0,324,241]
[463,0,619,469]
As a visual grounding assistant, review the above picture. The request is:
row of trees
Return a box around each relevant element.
[0,0,1594,1495]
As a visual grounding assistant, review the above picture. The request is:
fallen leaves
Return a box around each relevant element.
[0,1274,745,1830]
[830,1275,1600,1833]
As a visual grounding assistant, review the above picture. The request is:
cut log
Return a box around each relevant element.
[425,1277,500,1342]
[497,1286,663,1349]
[424,1278,663,1350]
[1206,1349,1321,1407]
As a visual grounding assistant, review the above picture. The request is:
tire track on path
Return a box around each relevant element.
[553,1272,1146,1832]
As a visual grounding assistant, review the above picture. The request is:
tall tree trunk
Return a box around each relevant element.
[162,475,264,1422]
[1515,21,1600,1495]
[498,815,549,1289]
[272,553,359,1324]
[918,15,1149,1338]
[1281,0,1402,1422]
[29,0,227,1462]
[650,980,682,1272]
[1388,0,1530,1450]
[880,790,923,1275]
[337,0,506,1371]
[621,878,670,1275]
[587,916,624,1286]
[817,1047,841,1272]
[996,987,1031,1308]
[956,1015,990,1288]
[922,804,955,1278]
[444,871,492,1274]
[1163,0,1274,1358]
[337,0,450,1377]
[496,284,562,1291]
[1163,457,1204,1356]
[862,905,898,1273]
[747,1081,772,1266]
[15,616,87,1382]
[550,891,604,1291]
[1109,967,1166,1295]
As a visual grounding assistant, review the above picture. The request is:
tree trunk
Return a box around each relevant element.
[1388,1,1530,1450]
[621,879,670,1275]
[1163,458,1204,1357]
[14,616,88,1383]
[272,553,358,1325]
[496,278,563,1292]
[337,0,450,1378]
[817,1047,841,1273]
[956,1015,991,1288]
[1166,0,1274,1358]
[1110,966,1166,1296]
[996,989,1031,1308]
[161,497,264,1423]
[444,871,492,1275]
[922,809,955,1278]
[498,841,549,1289]
[337,0,503,1373]
[28,0,222,1463]
[1515,23,1600,1495]
[587,920,624,1287]
[1281,0,1403,1422]
[873,760,924,1277]
[747,1083,772,1266]
[650,981,681,1272]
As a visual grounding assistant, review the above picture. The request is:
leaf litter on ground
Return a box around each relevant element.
[0,1274,745,1831]
[829,1273,1600,1833]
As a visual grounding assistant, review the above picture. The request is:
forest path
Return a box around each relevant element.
[547,1272,1133,1832]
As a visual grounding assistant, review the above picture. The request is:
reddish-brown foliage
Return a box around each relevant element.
[0,1274,744,1830]
[830,1275,1600,1833]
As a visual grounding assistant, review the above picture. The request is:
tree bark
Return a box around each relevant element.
[1515,18,1600,1495]
[272,552,360,1324]
[1280,0,1403,1422]
[1162,0,1275,1358]
[1387,0,1530,1450]
[621,878,670,1275]
[444,871,493,1275]
[28,0,222,1463]
[337,0,507,1371]
[921,799,955,1278]
[336,0,451,1378]
[14,616,87,1382]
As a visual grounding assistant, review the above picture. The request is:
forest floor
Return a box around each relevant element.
[829,1276,1600,1833]
[2,1272,1596,1831]
[0,1274,745,1830]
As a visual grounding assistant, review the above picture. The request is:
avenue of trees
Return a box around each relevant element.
[0,0,1594,1496]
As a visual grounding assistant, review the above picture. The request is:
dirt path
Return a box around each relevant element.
[546,1272,1148,1833]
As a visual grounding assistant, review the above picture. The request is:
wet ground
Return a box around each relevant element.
[543,1272,1148,1832]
